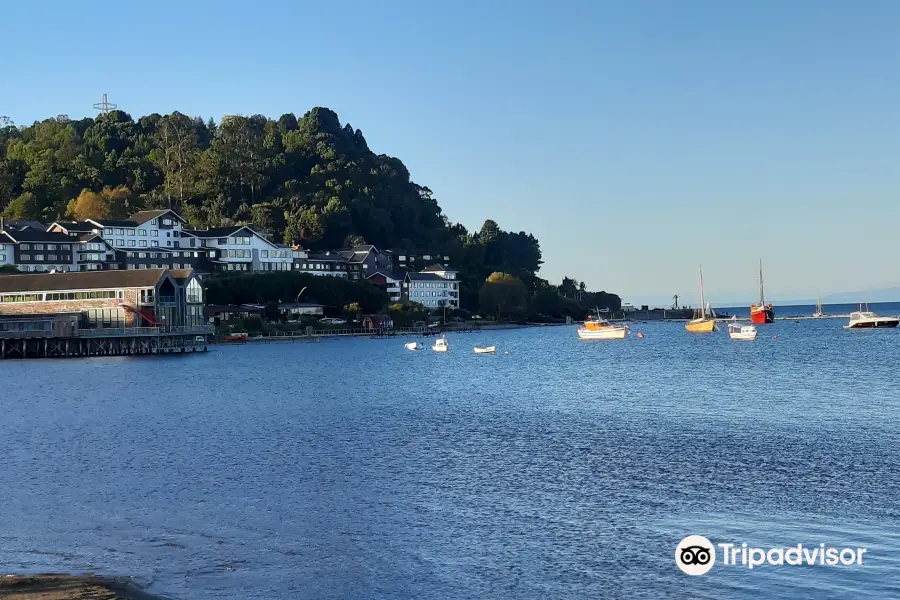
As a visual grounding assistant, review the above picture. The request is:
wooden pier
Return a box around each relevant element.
[0,325,214,359]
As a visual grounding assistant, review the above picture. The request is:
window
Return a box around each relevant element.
[127,229,135,236]
[165,231,170,237]
[138,252,147,258]
[47,244,56,251]
[128,240,136,247]
[21,254,31,260]
[165,241,171,247]
[139,230,146,236]
[190,239,196,248]
[152,241,159,247]
[151,219,158,226]
[162,218,172,226]
[174,241,180,248]
[149,253,157,259]
[115,228,124,235]
[127,264,135,270]
[48,254,57,261]
[116,240,124,247]
[34,244,44,250]
[21,244,30,250]
[261,250,268,258]
[61,244,70,250]
[140,241,147,247]
[151,230,158,237]
[0,254,4,261]
[218,238,228,244]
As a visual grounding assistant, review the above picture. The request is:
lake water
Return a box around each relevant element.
[1,317,899,599]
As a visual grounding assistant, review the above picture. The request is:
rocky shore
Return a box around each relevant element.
[0,574,164,600]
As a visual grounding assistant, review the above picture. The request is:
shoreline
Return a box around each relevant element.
[0,574,166,600]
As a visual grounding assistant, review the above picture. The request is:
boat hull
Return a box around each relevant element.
[474,346,496,354]
[577,326,627,340]
[750,305,775,324]
[845,320,899,329]
[685,319,716,333]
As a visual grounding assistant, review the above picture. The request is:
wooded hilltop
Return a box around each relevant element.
[0,108,619,317]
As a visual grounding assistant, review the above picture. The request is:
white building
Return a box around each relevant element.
[404,264,460,309]
[182,225,293,272]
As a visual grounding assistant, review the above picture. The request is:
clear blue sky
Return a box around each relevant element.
[3,0,899,305]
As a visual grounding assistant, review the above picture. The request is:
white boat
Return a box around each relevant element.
[577,311,628,340]
[432,336,449,352]
[813,291,824,318]
[844,306,899,329]
[473,345,496,354]
[728,323,757,340]
[404,341,420,351]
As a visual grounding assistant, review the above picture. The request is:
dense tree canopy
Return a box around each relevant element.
[0,108,619,315]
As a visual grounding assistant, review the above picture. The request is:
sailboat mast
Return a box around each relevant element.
[699,266,706,319]
[758,259,765,305]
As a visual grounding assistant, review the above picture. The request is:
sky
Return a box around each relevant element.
[2,0,899,306]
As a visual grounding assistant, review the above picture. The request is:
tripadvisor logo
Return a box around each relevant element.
[675,536,868,575]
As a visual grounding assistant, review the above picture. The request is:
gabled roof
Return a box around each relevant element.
[4,220,48,231]
[307,251,350,262]
[168,268,196,282]
[421,263,456,273]
[184,225,249,238]
[0,229,77,243]
[77,233,112,245]
[0,269,169,294]
[87,219,139,228]
[406,272,448,282]
[130,209,184,225]
[47,221,97,235]
[367,270,405,282]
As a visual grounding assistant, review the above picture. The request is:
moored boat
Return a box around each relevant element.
[812,291,824,318]
[222,332,248,342]
[728,323,758,340]
[844,306,899,329]
[577,310,628,340]
[432,335,449,352]
[750,260,775,324]
[404,341,420,350]
[685,266,716,333]
[474,345,496,354]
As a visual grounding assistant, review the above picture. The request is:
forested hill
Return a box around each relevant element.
[0,108,618,312]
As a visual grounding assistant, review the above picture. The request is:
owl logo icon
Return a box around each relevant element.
[676,535,716,575]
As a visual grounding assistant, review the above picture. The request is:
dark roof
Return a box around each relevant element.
[421,263,455,272]
[5,220,49,231]
[184,226,246,238]
[278,302,324,309]
[48,221,96,233]
[367,270,405,282]
[307,251,349,262]
[130,210,183,225]
[78,233,108,243]
[406,272,448,282]
[89,219,139,228]
[1,229,77,243]
[0,269,169,294]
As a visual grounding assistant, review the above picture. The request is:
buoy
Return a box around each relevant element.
[774,335,778,340]
[637,332,644,339]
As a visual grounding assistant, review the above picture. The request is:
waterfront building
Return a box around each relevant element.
[0,268,205,330]
[403,264,460,309]
[366,270,405,303]
[182,225,293,273]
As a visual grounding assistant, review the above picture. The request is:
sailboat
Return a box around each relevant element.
[813,291,824,318]
[750,260,775,324]
[685,266,716,333]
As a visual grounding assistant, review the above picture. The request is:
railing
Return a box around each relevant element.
[73,325,214,337]
[158,296,177,304]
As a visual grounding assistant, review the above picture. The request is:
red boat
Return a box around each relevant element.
[750,260,775,324]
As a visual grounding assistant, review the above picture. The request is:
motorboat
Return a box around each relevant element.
[474,345,496,354]
[685,266,716,333]
[578,309,628,340]
[432,336,449,352]
[844,307,899,329]
[404,341,421,351]
[728,323,757,340]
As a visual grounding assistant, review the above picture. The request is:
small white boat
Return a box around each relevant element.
[432,336,449,352]
[404,342,420,351]
[474,345,496,354]
[728,323,757,340]
[844,306,899,329]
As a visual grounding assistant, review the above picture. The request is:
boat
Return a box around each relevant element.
[577,309,628,340]
[222,332,248,342]
[404,341,421,350]
[432,335,449,352]
[728,323,758,340]
[813,291,824,318]
[750,260,775,324]
[473,345,496,354]
[843,306,899,329]
[685,266,716,333]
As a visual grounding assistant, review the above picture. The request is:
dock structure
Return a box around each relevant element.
[0,268,212,360]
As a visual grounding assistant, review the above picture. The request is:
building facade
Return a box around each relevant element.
[403,264,460,309]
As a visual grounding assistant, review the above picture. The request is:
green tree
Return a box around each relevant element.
[479,272,527,320]
[3,192,39,219]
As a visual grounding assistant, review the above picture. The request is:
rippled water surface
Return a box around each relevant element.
[1,320,899,599]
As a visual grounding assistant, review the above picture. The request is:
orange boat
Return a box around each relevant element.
[750,260,775,324]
